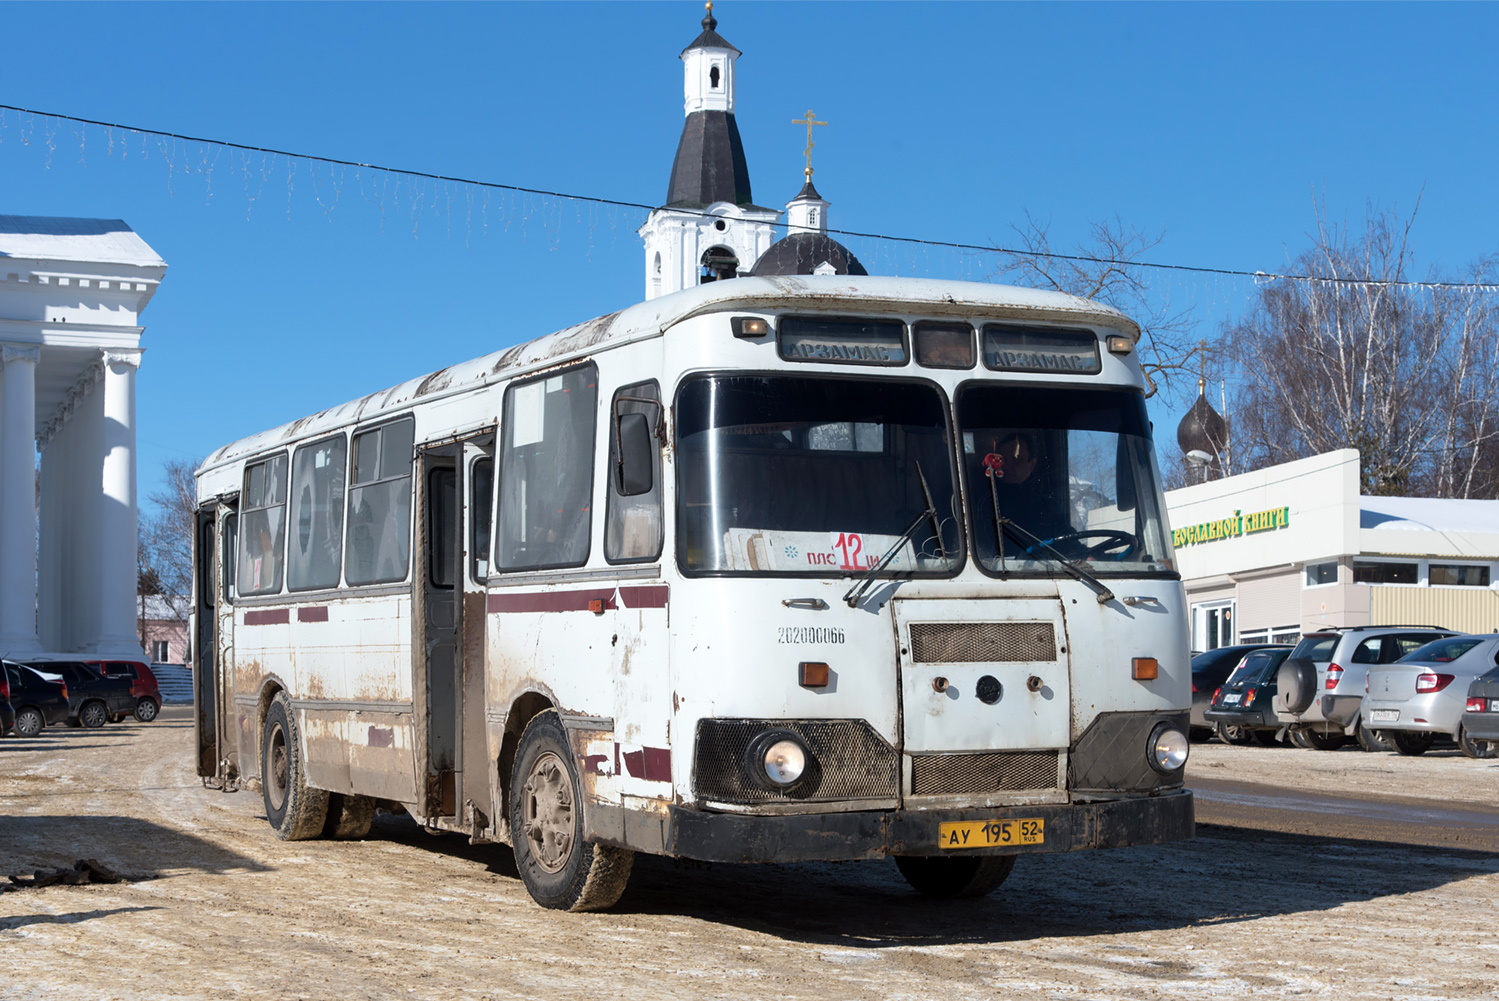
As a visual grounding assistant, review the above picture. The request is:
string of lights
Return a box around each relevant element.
[4,101,1498,294]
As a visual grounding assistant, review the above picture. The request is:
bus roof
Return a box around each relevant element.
[197,276,1138,477]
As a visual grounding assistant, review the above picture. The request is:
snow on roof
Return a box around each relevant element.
[0,215,165,269]
[1360,495,1499,534]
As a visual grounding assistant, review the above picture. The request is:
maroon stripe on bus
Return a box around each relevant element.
[297,606,329,623]
[244,609,290,626]
[617,585,669,609]
[487,589,616,614]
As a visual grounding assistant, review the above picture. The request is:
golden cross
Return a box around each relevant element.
[792,109,828,179]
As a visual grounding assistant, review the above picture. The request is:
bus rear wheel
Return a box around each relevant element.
[894,854,1017,899]
[261,692,330,840]
[509,711,634,912]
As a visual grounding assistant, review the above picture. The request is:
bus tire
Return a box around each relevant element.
[894,854,1017,899]
[323,793,377,839]
[508,710,634,912]
[261,692,329,840]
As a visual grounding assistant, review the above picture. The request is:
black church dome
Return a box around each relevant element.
[1177,391,1228,457]
[749,232,867,277]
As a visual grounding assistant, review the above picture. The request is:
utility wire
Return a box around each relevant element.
[5,101,1498,293]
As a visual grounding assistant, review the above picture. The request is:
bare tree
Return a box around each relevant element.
[1228,203,1499,497]
[994,214,1203,402]
[139,457,200,619]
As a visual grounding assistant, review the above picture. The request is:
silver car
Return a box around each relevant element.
[1364,635,1499,758]
[1273,626,1453,750]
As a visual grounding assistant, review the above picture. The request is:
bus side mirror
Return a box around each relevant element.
[616,412,654,496]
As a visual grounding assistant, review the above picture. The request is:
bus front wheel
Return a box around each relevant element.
[508,710,634,911]
[895,854,1017,899]
[261,692,330,840]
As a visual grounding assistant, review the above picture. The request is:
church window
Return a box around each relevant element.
[808,208,819,226]
[715,220,727,231]
[654,252,662,275]
[710,65,721,89]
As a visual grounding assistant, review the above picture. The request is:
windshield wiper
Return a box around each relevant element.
[984,467,1114,604]
[843,461,943,608]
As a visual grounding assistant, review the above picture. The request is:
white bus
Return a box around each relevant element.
[193,276,1192,911]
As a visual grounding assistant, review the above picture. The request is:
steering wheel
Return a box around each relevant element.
[1032,529,1138,562]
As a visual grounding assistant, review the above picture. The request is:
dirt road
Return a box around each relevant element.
[4,711,1498,1000]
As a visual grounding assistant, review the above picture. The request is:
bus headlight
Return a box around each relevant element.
[1148,724,1189,773]
[746,730,811,788]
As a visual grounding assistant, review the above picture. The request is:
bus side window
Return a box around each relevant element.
[605,380,663,563]
[287,434,347,591]
[496,364,599,571]
[238,454,288,595]
[345,417,416,586]
[471,457,494,582]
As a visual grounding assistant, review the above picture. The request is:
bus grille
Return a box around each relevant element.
[693,719,899,804]
[910,751,1060,795]
[908,622,1056,663]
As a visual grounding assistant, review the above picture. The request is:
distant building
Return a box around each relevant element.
[0,215,166,660]
[1165,449,1499,650]
[137,595,189,665]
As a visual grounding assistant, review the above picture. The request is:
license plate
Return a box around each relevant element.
[1370,710,1399,723]
[1222,693,1241,704]
[1491,700,1499,713]
[938,818,1044,850]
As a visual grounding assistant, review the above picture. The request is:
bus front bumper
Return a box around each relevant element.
[657,790,1194,863]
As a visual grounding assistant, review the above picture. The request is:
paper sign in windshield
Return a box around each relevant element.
[722,529,917,573]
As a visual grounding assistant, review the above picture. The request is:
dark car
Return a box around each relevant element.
[1204,647,1293,745]
[2,661,71,737]
[25,661,136,729]
[85,659,162,722]
[1462,664,1499,754]
[1190,645,1284,740]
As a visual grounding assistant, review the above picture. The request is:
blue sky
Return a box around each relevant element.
[2,1,1495,513]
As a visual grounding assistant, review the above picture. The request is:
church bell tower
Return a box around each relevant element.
[638,4,780,300]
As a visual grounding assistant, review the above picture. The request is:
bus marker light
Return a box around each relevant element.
[799,662,830,688]
[1107,334,1133,354]
[1132,657,1159,680]
[588,598,606,615]
[731,316,769,338]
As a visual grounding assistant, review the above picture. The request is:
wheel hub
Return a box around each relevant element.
[267,722,289,811]
[522,751,574,874]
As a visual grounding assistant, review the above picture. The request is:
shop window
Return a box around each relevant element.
[497,364,598,570]
[1430,564,1490,587]
[1192,601,1235,651]
[238,454,288,595]
[1352,560,1418,585]
[287,435,347,591]
[1305,561,1338,586]
[1270,627,1302,645]
[345,418,415,585]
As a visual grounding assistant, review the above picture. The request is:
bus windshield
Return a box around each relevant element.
[957,385,1174,575]
[676,375,964,576]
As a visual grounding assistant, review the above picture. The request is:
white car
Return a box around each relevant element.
[1363,635,1499,758]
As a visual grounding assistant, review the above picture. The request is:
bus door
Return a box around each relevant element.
[193,506,218,780]
[892,598,1071,803]
[415,435,493,831]
[460,439,495,836]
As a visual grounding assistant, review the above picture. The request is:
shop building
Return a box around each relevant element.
[1164,448,1499,651]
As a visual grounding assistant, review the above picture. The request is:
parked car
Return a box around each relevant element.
[25,660,136,729]
[1274,626,1454,750]
[1190,645,1284,740]
[1363,634,1499,758]
[0,672,14,737]
[81,659,161,722]
[1,661,71,737]
[1203,647,1293,745]
[1460,664,1499,752]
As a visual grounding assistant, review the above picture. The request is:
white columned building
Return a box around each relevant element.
[0,215,166,660]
